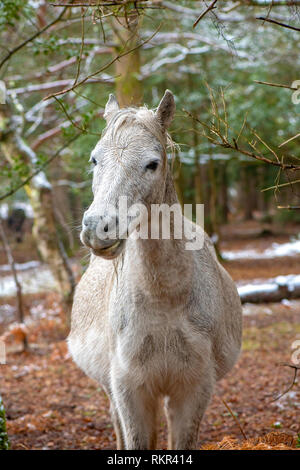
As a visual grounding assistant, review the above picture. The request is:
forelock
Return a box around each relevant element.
[101,106,176,163]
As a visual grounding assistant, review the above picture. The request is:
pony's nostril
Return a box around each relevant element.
[83,214,89,227]
[104,223,109,233]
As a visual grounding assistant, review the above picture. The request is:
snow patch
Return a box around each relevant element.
[0,261,40,272]
[222,238,300,260]
[238,283,278,297]
[0,265,56,297]
[238,273,300,303]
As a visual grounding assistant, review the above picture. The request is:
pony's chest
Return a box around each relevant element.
[112,313,206,385]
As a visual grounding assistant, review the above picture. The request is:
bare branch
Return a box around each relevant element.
[183,105,300,171]
[49,1,162,9]
[0,135,80,201]
[262,177,300,192]
[193,0,218,28]
[7,77,113,96]
[254,80,297,91]
[53,96,101,136]
[257,16,300,32]
[73,8,86,86]
[222,398,247,441]
[279,132,300,147]
[43,26,160,101]
[272,362,300,402]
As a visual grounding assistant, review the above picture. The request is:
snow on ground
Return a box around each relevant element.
[222,238,300,260]
[0,260,40,272]
[242,304,274,316]
[0,303,16,321]
[237,274,300,303]
[0,264,56,297]
[238,283,278,297]
[238,274,300,291]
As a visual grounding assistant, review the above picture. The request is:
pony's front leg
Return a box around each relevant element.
[111,375,157,450]
[165,379,214,450]
[110,402,125,450]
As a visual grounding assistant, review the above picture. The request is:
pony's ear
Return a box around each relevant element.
[155,90,175,130]
[104,94,120,122]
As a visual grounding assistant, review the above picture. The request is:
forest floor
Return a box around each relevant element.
[0,220,300,450]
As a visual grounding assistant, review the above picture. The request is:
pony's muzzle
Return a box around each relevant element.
[81,212,124,259]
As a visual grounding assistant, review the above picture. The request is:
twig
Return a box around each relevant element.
[53,96,101,136]
[193,0,218,28]
[49,2,161,9]
[43,26,160,101]
[8,77,113,96]
[222,398,247,440]
[279,132,300,148]
[262,177,300,192]
[0,135,80,201]
[252,129,280,164]
[73,8,86,86]
[50,2,123,5]
[271,362,300,402]
[257,16,300,32]
[236,112,248,144]
[0,3,72,73]
[254,80,297,91]
[183,108,300,171]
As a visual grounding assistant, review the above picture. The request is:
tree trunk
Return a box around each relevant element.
[208,156,219,234]
[50,157,75,251]
[257,165,272,220]
[241,165,257,221]
[0,100,75,304]
[219,161,229,224]
[112,10,143,107]
[173,155,184,207]
[193,119,203,205]
[206,155,222,258]
[0,220,27,350]
[27,184,75,303]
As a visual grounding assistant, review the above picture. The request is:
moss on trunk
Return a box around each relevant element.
[0,395,10,450]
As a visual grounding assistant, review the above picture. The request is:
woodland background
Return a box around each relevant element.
[0,0,299,450]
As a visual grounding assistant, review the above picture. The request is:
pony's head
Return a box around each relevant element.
[80,90,176,259]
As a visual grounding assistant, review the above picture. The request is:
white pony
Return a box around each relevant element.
[68,90,242,450]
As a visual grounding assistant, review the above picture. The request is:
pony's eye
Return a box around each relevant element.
[91,157,97,165]
[145,161,159,171]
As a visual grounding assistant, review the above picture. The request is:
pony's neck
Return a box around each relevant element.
[125,169,193,304]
